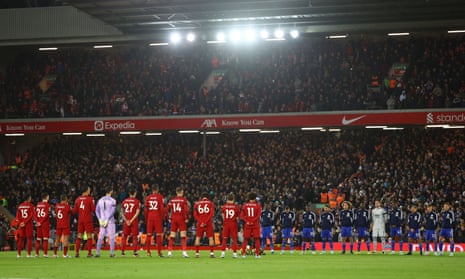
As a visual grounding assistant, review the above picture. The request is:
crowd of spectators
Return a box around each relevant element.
[1,35,465,118]
[1,128,464,243]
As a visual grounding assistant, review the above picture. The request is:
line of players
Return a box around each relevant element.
[261,200,456,256]
[13,184,457,258]
[13,185,263,258]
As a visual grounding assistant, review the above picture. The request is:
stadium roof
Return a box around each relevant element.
[66,0,465,36]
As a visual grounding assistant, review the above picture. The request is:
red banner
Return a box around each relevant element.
[0,110,464,134]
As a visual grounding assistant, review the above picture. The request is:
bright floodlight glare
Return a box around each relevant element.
[170,32,181,44]
[290,30,299,39]
[230,30,241,42]
[186,33,195,42]
[260,30,269,39]
[244,29,257,42]
[216,32,226,41]
[274,29,284,39]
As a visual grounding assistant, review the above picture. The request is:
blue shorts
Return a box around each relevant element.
[390,227,402,237]
[302,228,314,239]
[282,228,293,239]
[408,228,420,239]
[357,227,368,238]
[321,229,332,240]
[261,226,273,239]
[424,230,436,241]
[341,226,352,238]
[439,228,453,239]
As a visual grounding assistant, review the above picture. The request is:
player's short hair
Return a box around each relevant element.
[285,206,290,211]
[248,192,257,201]
[60,194,68,202]
[81,185,90,194]
[227,193,235,202]
[42,192,49,200]
[176,186,184,194]
[201,192,209,199]
[129,188,137,196]
[151,184,159,192]
[105,186,113,194]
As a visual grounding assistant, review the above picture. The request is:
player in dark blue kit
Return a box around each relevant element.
[339,201,354,254]
[423,203,438,255]
[389,203,404,254]
[406,204,423,255]
[438,202,456,256]
[301,205,317,254]
[319,205,335,254]
[280,206,295,254]
[260,203,275,254]
[355,204,371,253]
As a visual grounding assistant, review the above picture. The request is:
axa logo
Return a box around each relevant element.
[341,115,366,125]
[94,121,104,131]
[201,119,217,128]
[426,113,434,124]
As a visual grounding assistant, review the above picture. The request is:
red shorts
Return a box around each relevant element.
[36,223,50,238]
[146,219,163,235]
[124,221,139,237]
[243,225,260,239]
[55,227,71,236]
[170,217,187,233]
[77,221,93,234]
[196,223,214,238]
[18,224,34,238]
[222,223,238,239]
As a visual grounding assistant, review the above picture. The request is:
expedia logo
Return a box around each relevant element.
[94,120,136,131]
[201,119,217,128]
[426,113,434,124]
[94,121,104,131]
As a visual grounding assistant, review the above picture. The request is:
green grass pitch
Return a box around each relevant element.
[1,251,464,279]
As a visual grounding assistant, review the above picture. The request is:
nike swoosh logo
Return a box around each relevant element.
[342,115,367,125]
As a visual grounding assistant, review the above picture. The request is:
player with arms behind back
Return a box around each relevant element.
[319,204,335,254]
[15,194,34,258]
[121,188,141,257]
[423,203,438,255]
[166,187,190,258]
[34,193,51,257]
[193,192,216,258]
[73,185,95,257]
[339,201,354,254]
[301,204,317,254]
[389,202,404,255]
[355,203,371,253]
[240,192,262,258]
[406,204,422,255]
[53,195,72,258]
[280,206,296,254]
[438,202,456,256]
[221,193,240,258]
[371,200,387,254]
[95,187,117,257]
[260,203,275,254]
[144,185,165,257]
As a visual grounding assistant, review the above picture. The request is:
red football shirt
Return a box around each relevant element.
[166,196,189,220]
[241,201,262,227]
[222,203,240,226]
[144,193,165,221]
[193,199,215,225]
[35,201,50,225]
[16,201,34,225]
[55,202,72,229]
[73,195,95,223]
[122,197,141,221]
